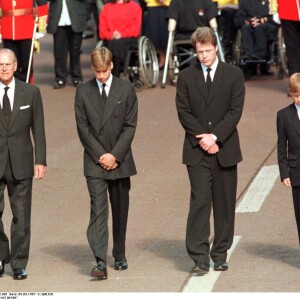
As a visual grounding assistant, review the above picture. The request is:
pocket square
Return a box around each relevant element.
[20,105,30,110]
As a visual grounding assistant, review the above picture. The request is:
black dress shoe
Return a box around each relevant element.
[13,268,27,280]
[192,262,209,275]
[0,260,5,276]
[73,80,83,87]
[53,80,65,89]
[214,261,228,271]
[91,262,107,280]
[115,258,128,271]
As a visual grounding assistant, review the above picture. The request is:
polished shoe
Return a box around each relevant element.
[214,261,228,271]
[73,80,83,87]
[0,260,5,276]
[242,54,251,61]
[191,262,209,276]
[13,268,27,280]
[91,262,107,280]
[53,80,65,89]
[115,258,128,271]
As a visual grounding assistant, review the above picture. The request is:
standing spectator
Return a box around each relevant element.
[74,47,138,280]
[47,0,88,89]
[277,0,300,77]
[143,0,171,69]
[0,0,48,83]
[99,0,142,77]
[175,27,245,275]
[0,48,47,280]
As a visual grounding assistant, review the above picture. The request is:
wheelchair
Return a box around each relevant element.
[161,18,225,88]
[96,36,159,91]
[232,26,288,80]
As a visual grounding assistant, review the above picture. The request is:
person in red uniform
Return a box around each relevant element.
[276,0,300,76]
[0,0,48,83]
[99,0,142,77]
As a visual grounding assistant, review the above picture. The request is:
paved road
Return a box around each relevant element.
[1,34,299,296]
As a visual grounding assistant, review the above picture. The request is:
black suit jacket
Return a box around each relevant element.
[176,61,245,167]
[0,79,46,180]
[75,76,137,180]
[47,0,88,34]
[277,103,300,186]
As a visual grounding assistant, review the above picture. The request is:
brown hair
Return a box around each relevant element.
[91,47,113,69]
[191,27,217,48]
[289,73,300,94]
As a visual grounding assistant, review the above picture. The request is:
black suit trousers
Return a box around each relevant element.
[0,156,32,269]
[53,26,83,82]
[186,154,237,265]
[86,176,130,263]
[291,187,300,244]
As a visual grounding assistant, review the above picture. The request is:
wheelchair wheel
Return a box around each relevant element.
[232,30,242,66]
[276,27,288,79]
[138,36,159,88]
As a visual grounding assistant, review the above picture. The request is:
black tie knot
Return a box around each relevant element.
[206,68,212,92]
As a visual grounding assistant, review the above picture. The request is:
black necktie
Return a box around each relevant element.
[206,68,212,92]
[101,83,107,105]
[2,86,11,126]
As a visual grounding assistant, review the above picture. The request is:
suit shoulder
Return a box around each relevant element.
[16,79,40,92]
[221,62,243,75]
[277,104,294,115]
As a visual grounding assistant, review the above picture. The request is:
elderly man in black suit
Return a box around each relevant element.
[0,48,46,280]
[277,73,300,245]
[47,0,88,89]
[75,47,137,280]
[175,27,245,275]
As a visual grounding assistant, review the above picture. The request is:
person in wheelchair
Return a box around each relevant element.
[234,0,279,67]
[99,0,142,77]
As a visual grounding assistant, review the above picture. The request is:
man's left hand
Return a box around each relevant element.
[196,133,215,151]
[35,164,46,180]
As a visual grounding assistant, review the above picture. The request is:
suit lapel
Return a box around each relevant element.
[290,104,300,137]
[193,63,208,100]
[101,76,122,128]
[87,79,104,118]
[207,62,223,104]
[8,81,24,131]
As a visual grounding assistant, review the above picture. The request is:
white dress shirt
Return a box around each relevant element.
[96,74,113,98]
[201,57,219,82]
[58,0,72,26]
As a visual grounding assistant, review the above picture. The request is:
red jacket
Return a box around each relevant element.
[278,0,300,21]
[0,0,48,40]
[99,1,142,40]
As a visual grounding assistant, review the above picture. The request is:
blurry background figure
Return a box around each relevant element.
[99,0,142,77]
[83,0,106,41]
[214,0,238,63]
[0,0,48,84]
[234,0,279,77]
[141,0,171,70]
[47,0,88,89]
[276,0,300,77]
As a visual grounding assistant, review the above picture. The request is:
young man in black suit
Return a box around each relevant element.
[175,27,245,275]
[277,73,300,244]
[0,48,47,280]
[74,47,138,280]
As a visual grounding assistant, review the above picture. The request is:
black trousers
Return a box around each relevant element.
[291,187,300,244]
[281,19,300,76]
[0,157,32,269]
[86,176,130,263]
[53,26,83,83]
[3,39,33,82]
[186,154,237,265]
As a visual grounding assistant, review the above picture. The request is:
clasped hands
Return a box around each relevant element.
[99,153,118,171]
[196,133,219,154]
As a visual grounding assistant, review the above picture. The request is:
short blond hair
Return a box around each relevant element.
[289,73,300,94]
[91,47,112,69]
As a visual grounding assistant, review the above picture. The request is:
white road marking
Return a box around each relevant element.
[182,236,241,292]
[236,165,279,213]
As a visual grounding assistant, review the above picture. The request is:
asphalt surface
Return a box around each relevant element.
[1,33,299,297]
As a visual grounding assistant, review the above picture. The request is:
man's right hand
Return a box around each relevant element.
[283,178,291,187]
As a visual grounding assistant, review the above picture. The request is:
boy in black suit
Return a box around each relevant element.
[277,73,300,244]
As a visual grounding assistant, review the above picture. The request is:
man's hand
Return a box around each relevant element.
[196,133,216,151]
[99,153,118,170]
[283,178,291,187]
[207,143,219,154]
[34,164,46,180]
